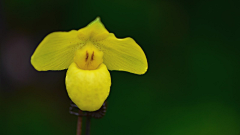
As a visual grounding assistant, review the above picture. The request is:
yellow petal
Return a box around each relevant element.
[96,33,148,74]
[78,17,109,41]
[65,62,111,111]
[31,30,83,71]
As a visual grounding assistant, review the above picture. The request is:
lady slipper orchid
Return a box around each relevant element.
[31,17,148,112]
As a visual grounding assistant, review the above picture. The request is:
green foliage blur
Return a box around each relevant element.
[1,0,239,135]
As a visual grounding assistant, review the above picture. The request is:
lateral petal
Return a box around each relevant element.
[96,33,148,74]
[31,30,82,71]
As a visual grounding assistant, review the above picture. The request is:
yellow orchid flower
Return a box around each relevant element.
[31,17,148,112]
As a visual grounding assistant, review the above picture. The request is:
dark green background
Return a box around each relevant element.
[1,0,239,135]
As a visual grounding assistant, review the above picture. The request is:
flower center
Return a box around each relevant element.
[74,41,103,70]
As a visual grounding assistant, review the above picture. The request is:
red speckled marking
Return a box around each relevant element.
[91,51,94,61]
[85,51,89,62]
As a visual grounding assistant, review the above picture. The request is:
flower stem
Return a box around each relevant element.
[85,116,91,135]
[76,110,83,135]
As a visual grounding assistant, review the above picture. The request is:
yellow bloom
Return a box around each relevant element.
[31,17,148,111]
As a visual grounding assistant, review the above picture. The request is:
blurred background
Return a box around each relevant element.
[1,0,240,135]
